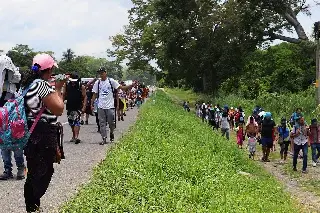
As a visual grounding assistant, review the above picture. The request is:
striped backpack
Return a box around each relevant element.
[0,79,44,150]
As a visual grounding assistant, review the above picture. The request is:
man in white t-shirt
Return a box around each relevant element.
[91,67,135,145]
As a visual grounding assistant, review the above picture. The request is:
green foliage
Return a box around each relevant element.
[61,91,299,213]
[110,0,314,93]
[220,42,316,98]
[58,55,123,79]
[5,45,128,80]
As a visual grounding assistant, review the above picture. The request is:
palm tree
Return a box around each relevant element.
[62,48,75,63]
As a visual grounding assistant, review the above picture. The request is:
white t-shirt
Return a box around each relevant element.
[92,78,120,109]
[221,116,230,129]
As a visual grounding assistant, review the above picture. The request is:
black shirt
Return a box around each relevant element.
[261,119,276,138]
[66,81,82,111]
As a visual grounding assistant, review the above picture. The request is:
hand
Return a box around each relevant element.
[91,105,94,112]
[55,79,67,90]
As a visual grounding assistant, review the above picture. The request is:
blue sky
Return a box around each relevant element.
[0,0,319,61]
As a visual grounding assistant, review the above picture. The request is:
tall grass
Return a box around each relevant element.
[166,87,316,123]
[61,91,299,213]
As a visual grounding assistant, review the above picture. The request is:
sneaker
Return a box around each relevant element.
[70,138,75,143]
[121,117,124,121]
[75,139,81,144]
[293,167,297,171]
[302,170,308,174]
[17,167,26,180]
[313,161,317,167]
[110,133,115,142]
[100,137,107,145]
[0,171,14,180]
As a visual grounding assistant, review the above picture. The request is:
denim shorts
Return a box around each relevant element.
[67,111,81,127]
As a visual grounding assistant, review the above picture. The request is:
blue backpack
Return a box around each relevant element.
[0,79,45,150]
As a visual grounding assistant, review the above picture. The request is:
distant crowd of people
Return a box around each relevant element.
[183,101,319,174]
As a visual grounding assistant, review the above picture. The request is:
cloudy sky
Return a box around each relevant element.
[0,0,319,60]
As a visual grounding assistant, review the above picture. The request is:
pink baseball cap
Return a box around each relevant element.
[32,53,58,71]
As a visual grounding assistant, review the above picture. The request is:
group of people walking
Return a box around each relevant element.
[191,102,320,174]
[0,53,144,212]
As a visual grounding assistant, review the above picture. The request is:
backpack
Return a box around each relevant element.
[277,126,290,144]
[0,79,44,150]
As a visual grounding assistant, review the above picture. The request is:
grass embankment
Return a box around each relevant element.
[167,88,320,206]
[166,87,316,123]
[61,91,299,212]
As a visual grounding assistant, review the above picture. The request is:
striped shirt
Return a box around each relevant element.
[24,80,57,124]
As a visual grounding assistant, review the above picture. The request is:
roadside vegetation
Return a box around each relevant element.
[61,91,299,213]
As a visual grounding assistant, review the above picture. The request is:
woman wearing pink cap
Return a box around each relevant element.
[20,53,66,212]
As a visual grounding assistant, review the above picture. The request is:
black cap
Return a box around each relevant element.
[70,72,79,79]
[97,67,106,73]
[312,118,317,124]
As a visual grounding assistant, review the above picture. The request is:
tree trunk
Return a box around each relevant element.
[282,9,308,41]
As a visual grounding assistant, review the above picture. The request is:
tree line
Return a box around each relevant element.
[109,0,319,97]
[2,44,155,85]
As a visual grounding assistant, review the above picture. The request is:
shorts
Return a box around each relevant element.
[85,105,93,115]
[248,138,257,153]
[118,99,124,110]
[261,137,273,148]
[67,110,81,127]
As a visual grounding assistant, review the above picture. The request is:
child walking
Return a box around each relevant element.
[247,136,257,159]
[236,123,245,149]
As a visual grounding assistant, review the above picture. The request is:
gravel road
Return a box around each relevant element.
[0,108,138,213]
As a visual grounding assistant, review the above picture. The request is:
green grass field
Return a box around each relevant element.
[61,91,300,213]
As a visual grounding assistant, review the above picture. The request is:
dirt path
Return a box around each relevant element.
[260,161,320,212]
[0,108,139,213]
[164,89,320,212]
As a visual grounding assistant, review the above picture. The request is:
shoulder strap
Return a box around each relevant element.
[108,78,116,98]
[29,107,45,134]
[22,79,43,97]
[22,79,46,133]
[97,80,100,99]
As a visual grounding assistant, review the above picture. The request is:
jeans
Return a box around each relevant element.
[1,148,25,173]
[98,108,115,138]
[293,143,308,171]
[221,128,230,140]
[311,143,320,163]
[95,112,100,131]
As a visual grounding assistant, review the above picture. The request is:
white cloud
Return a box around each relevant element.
[0,0,131,59]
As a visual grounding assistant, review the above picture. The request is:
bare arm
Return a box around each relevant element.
[81,86,87,112]
[91,93,97,107]
[43,90,64,116]
[118,84,134,91]
[115,88,119,108]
